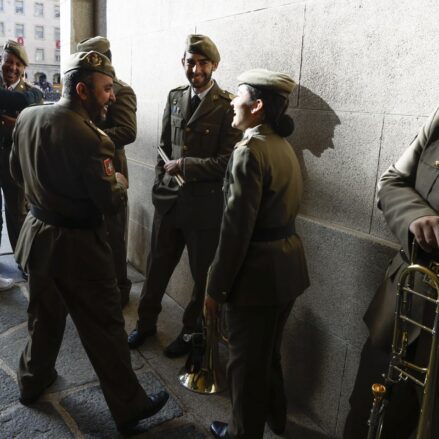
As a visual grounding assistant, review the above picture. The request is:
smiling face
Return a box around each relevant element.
[1,51,25,87]
[182,52,218,93]
[231,84,263,132]
[80,72,115,122]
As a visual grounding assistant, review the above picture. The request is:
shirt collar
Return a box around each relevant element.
[191,80,215,101]
[7,78,21,91]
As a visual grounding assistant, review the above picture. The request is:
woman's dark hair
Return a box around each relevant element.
[62,70,94,98]
[245,84,295,137]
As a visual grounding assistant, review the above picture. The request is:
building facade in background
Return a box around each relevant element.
[0,0,60,95]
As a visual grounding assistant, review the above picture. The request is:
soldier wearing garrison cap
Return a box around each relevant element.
[77,36,137,308]
[128,34,241,357]
[205,69,309,439]
[11,51,169,432]
[0,41,42,262]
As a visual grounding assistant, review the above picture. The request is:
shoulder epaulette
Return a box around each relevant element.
[234,137,251,149]
[171,85,189,92]
[84,119,109,139]
[218,88,235,101]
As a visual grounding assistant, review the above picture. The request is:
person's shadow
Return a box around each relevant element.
[287,86,341,180]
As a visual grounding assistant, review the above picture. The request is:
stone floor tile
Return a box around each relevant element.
[0,284,27,333]
[60,371,182,437]
[0,402,72,438]
[0,368,18,408]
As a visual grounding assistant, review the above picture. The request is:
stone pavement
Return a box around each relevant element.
[0,243,333,438]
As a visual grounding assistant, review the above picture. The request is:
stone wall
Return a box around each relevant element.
[105,0,439,436]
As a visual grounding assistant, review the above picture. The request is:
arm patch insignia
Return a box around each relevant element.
[103,158,115,176]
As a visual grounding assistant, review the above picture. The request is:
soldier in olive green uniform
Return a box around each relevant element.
[0,41,43,252]
[344,108,439,439]
[206,70,309,439]
[11,52,168,432]
[77,36,137,307]
[128,35,241,357]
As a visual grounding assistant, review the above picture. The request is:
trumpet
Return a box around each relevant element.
[178,305,226,394]
[367,243,439,439]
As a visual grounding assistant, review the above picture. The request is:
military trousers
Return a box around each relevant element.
[225,300,295,439]
[0,146,26,251]
[137,206,220,334]
[18,271,150,425]
[104,148,131,306]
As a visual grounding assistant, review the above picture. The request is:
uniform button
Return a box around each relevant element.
[205,129,210,134]
[185,127,191,133]
[183,145,188,151]
[435,160,439,168]
[221,291,227,296]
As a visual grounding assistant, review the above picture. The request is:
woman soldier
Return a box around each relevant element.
[205,69,310,439]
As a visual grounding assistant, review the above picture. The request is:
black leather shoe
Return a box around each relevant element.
[163,333,191,358]
[117,390,169,433]
[267,416,286,435]
[19,370,58,406]
[128,327,157,349]
[210,421,229,438]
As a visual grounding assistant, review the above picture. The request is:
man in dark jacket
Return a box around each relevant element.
[77,36,137,307]
[128,34,241,357]
[344,108,439,438]
[0,40,42,253]
[11,51,168,433]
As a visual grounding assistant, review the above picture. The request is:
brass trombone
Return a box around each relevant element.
[367,243,439,439]
[178,306,227,394]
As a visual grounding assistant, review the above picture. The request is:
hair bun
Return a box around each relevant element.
[275,114,295,137]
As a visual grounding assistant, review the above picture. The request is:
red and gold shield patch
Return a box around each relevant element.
[103,158,115,176]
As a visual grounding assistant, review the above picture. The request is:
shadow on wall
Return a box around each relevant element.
[283,310,328,430]
[288,86,341,180]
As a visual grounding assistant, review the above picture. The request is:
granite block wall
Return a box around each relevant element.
[100,0,439,436]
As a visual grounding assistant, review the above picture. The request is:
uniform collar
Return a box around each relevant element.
[243,123,273,139]
[57,96,93,121]
[0,74,21,90]
[191,80,215,101]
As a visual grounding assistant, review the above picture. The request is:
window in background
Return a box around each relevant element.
[35,48,44,62]
[34,2,44,17]
[0,1,4,12]
[15,0,24,14]
[54,4,60,18]
[54,27,60,41]
[35,25,44,39]
[0,22,4,37]
[15,23,25,37]
[55,49,60,62]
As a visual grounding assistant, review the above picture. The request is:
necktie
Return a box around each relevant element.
[191,94,201,114]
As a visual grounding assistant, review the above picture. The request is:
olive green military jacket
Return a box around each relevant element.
[10,97,126,279]
[99,78,137,149]
[0,77,43,148]
[152,81,241,229]
[365,107,439,347]
[206,124,310,306]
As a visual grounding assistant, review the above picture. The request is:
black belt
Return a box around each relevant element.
[252,221,296,242]
[30,205,102,229]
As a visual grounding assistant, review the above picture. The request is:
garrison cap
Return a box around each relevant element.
[185,34,220,63]
[77,36,110,54]
[63,51,115,78]
[238,68,296,98]
[3,40,29,66]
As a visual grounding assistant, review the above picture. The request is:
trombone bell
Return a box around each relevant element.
[178,311,227,394]
[178,365,225,394]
